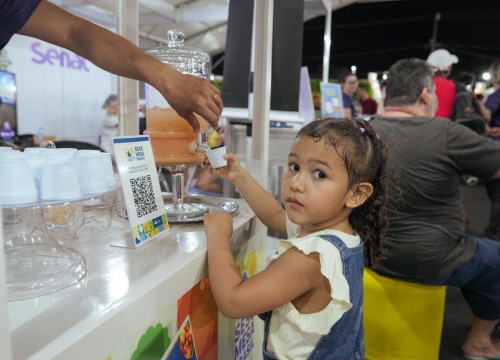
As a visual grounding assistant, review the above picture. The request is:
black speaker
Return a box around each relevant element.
[220,0,254,109]
[221,0,304,112]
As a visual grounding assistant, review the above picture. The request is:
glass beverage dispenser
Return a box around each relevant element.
[144,29,212,221]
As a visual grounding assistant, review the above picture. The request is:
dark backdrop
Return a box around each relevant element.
[302,0,500,80]
[221,0,304,111]
[214,0,499,82]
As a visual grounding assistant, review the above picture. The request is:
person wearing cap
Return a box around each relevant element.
[427,48,459,119]
[0,0,223,132]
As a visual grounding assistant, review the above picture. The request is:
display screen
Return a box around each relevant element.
[0,70,17,140]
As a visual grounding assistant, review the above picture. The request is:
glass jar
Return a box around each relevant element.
[143,29,211,167]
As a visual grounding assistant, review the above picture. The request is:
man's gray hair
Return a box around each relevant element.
[384,58,435,107]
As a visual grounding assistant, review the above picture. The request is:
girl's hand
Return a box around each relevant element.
[206,152,244,182]
[204,212,233,240]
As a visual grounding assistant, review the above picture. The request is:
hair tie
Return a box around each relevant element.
[359,127,366,134]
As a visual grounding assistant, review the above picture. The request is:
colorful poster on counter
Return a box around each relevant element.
[113,135,169,247]
[162,316,198,360]
[233,250,258,360]
[177,277,218,359]
[106,244,264,360]
[320,82,344,117]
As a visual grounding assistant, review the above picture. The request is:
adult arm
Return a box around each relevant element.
[18,0,222,131]
[448,121,500,178]
[484,123,500,138]
[478,101,492,122]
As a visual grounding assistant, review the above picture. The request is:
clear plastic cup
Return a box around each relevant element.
[23,147,42,155]
[0,152,38,205]
[38,148,60,162]
[24,152,46,193]
[40,152,82,201]
[44,151,74,166]
[77,149,101,156]
[205,146,227,168]
[100,152,117,188]
[75,153,108,195]
[55,148,78,160]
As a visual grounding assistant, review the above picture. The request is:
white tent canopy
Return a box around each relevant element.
[52,0,389,55]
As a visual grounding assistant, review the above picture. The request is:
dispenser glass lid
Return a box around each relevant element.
[146,29,210,79]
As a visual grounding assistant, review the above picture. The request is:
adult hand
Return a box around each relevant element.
[157,65,223,132]
[488,127,500,137]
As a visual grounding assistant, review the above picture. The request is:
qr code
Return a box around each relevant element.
[130,175,158,218]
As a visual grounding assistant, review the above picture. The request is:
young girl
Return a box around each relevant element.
[203,117,387,359]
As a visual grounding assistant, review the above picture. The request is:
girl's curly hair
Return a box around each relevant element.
[296,117,388,267]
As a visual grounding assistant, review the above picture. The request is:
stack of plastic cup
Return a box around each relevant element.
[23,147,41,155]
[0,151,38,205]
[75,151,108,195]
[77,149,101,155]
[55,148,78,160]
[100,152,117,188]
[40,151,82,201]
[24,148,45,192]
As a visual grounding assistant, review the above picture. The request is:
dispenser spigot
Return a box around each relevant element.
[193,130,211,153]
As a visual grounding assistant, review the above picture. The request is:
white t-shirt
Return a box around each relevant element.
[266,218,361,360]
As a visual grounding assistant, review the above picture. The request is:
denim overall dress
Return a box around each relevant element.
[260,235,365,360]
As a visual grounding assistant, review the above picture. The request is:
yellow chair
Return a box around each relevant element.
[363,268,447,360]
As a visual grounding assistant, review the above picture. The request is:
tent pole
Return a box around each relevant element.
[321,0,332,83]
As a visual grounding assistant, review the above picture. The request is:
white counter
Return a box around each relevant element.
[3,198,266,360]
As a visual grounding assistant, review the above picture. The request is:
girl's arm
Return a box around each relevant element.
[211,153,287,235]
[204,212,323,319]
[19,1,222,131]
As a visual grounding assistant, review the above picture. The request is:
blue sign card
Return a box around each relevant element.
[320,82,344,117]
[112,135,169,248]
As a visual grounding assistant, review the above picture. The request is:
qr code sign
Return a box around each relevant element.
[130,175,158,218]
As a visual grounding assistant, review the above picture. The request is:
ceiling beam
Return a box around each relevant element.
[179,5,228,23]
[139,0,177,20]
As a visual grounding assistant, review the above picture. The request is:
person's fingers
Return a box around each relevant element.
[201,102,221,129]
[212,88,223,111]
[183,112,200,132]
[200,88,223,129]
[166,74,222,131]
